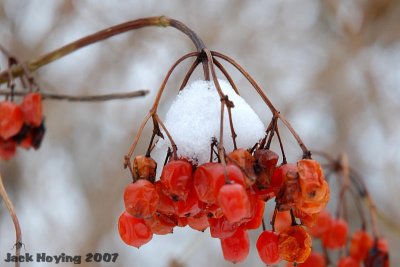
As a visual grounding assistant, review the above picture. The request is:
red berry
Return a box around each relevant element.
[160,159,193,200]
[118,211,153,248]
[220,228,250,263]
[124,179,159,218]
[144,212,175,235]
[0,101,24,139]
[0,138,17,160]
[254,149,279,188]
[218,183,250,223]
[274,210,292,233]
[338,256,360,267]
[350,230,373,261]
[275,163,301,211]
[172,182,201,217]
[227,148,256,186]
[278,225,312,263]
[322,218,348,249]
[187,212,209,231]
[243,199,265,229]
[209,216,239,239]
[256,230,280,265]
[20,93,42,127]
[154,181,175,215]
[286,252,326,267]
[194,163,244,204]
[307,209,332,237]
[132,155,157,182]
[364,238,389,267]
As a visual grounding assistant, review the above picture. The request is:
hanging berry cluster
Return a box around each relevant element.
[118,33,331,264]
[0,49,45,161]
[281,154,389,267]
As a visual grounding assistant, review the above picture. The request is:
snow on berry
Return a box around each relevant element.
[156,79,265,164]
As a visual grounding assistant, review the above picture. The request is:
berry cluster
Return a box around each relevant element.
[0,93,45,160]
[118,149,330,265]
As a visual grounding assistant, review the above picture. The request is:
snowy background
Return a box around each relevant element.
[0,1,399,266]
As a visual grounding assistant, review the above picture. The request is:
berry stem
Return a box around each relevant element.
[153,114,178,160]
[0,171,22,267]
[213,58,239,95]
[0,16,206,84]
[0,89,149,102]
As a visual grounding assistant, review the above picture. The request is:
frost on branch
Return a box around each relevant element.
[156,79,265,164]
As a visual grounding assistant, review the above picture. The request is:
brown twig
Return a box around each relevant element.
[0,89,149,102]
[0,171,22,267]
[0,16,206,84]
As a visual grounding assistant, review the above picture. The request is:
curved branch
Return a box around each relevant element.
[0,171,22,267]
[0,16,206,84]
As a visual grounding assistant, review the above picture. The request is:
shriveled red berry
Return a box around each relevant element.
[209,216,239,239]
[132,155,157,182]
[293,207,317,228]
[275,164,301,211]
[172,182,200,217]
[227,148,256,186]
[124,179,159,218]
[118,211,153,248]
[286,251,326,267]
[187,212,209,231]
[307,209,332,237]
[350,230,373,261]
[20,93,43,127]
[0,101,24,139]
[220,228,250,263]
[322,218,348,249]
[254,149,279,188]
[338,256,360,267]
[278,225,312,263]
[274,210,292,233]
[194,163,245,204]
[154,181,175,215]
[256,230,280,265]
[218,183,250,223]
[243,199,265,229]
[144,212,175,235]
[0,138,17,160]
[160,159,193,200]
[364,239,389,267]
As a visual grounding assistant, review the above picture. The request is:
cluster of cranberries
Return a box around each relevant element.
[118,148,331,265]
[0,93,45,160]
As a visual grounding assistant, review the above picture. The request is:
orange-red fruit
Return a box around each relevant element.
[364,239,389,267]
[256,230,281,265]
[0,101,24,139]
[274,210,292,233]
[227,148,256,186]
[350,230,373,261]
[278,225,312,263]
[286,252,326,267]
[322,218,348,249]
[20,93,42,127]
[118,211,153,248]
[243,199,265,229]
[275,164,301,211]
[218,183,250,223]
[307,209,332,237]
[172,182,201,217]
[160,159,193,200]
[293,208,317,228]
[209,216,239,239]
[187,212,209,231]
[124,179,159,218]
[220,228,250,263]
[154,181,175,215]
[338,256,360,267]
[132,155,157,182]
[254,149,279,188]
[0,138,16,160]
[194,163,244,204]
[144,212,175,235]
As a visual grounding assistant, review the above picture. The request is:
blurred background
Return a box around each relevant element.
[0,0,399,266]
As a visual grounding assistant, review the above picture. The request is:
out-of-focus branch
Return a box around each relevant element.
[0,89,149,102]
[0,171,22,267]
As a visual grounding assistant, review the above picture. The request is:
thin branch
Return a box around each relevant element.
[0,89,149,102]
[0,16,206,84]
[0,171,22,267]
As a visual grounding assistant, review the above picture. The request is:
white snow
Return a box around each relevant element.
[156,79,265,164]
